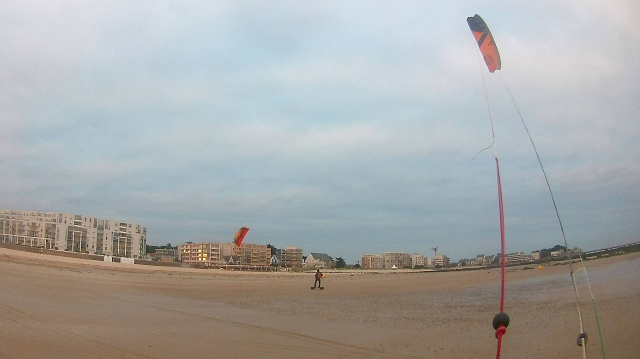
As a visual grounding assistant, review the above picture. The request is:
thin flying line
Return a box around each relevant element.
[498,72,593,358]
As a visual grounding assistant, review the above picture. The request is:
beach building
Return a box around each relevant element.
[0,209,146,258]
[382,252,412,269]
[221,255,243,265]
[506,252,532,264]
[179,242,221,265]
[361,254,383,269]
[433,254,450,267]
[425,257,433,268]
[270,248,281,266]
[221,242,269,266]
[412,253,426,268]
[281,246,303,267]
[178,242,269,266]
[483,255,496,266]
[152,248,178,262]
[531,251,541,261]
[305,252,333,268]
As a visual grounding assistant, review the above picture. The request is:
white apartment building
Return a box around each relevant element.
[412,253,425,268]
[0,209,146,258]
[433,254,450,267]
[506,252,532,264]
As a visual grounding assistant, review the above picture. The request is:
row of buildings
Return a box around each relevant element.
[361,252,450,269]
[458,248,583,267]
[1,209,146,258]
[177,243,305,268]
[3,209,583,270]
[0,209,309,269]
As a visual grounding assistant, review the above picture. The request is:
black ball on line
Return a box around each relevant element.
[577,332,588,346]
[492,312,510,330]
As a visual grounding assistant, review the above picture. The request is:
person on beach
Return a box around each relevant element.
[313,269,323,288]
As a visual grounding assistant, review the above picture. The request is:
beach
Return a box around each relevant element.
[0,248,638,359]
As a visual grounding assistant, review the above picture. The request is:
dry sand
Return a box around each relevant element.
[0,248,638,359]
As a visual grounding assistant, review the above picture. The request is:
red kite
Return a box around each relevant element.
[233,227,249,246]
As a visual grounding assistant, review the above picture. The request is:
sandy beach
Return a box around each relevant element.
[0,248,638,359]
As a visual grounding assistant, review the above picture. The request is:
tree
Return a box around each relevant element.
[335,257,346,268]
[352,263,361,269]
[540,245,566,259]
[267,244,279,256]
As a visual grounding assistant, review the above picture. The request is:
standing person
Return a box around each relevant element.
[312,268,323,289]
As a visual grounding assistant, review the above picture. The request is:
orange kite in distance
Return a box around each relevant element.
[233,227,250,247]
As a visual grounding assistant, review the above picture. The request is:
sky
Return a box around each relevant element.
[1,1,639,264]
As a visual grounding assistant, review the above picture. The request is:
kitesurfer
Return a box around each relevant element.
[313,269,323,289]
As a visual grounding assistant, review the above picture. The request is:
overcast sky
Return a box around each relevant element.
[1,1,638,263]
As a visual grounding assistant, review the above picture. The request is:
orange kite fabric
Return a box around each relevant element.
[234,227,249,247]
[467,14,501,73]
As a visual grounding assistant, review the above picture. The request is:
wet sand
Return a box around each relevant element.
[0,248,638,359]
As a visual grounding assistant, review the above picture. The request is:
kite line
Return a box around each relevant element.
[467,14,606,359]
[499,73,605,358]
[467,14,509,359]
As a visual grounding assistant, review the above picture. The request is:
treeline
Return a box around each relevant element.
[538,244,567,258]
[146,243,177,253]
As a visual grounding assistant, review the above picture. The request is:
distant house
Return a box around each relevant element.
[270,248,282,266]
[221,255,243,265]
[305,253,333,268]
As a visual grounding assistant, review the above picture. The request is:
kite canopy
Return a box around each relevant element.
[467,14,501,73]
[234,227,249,247]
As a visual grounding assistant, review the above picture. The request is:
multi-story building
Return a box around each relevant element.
[531,251,541,261]
[178,242,222,265]
[0,209,146,258]
[281,246,303,267]
[483,255,496,266]
[425,257,433,268]
[361,254,383,269]
[382,252,412,269]
[221,242,269,266]
[412,253,425,268]
[506,252,532,264]
[178,242,270,266]
[433,254,450,267]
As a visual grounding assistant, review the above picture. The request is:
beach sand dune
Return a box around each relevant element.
[0,248,638,358]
